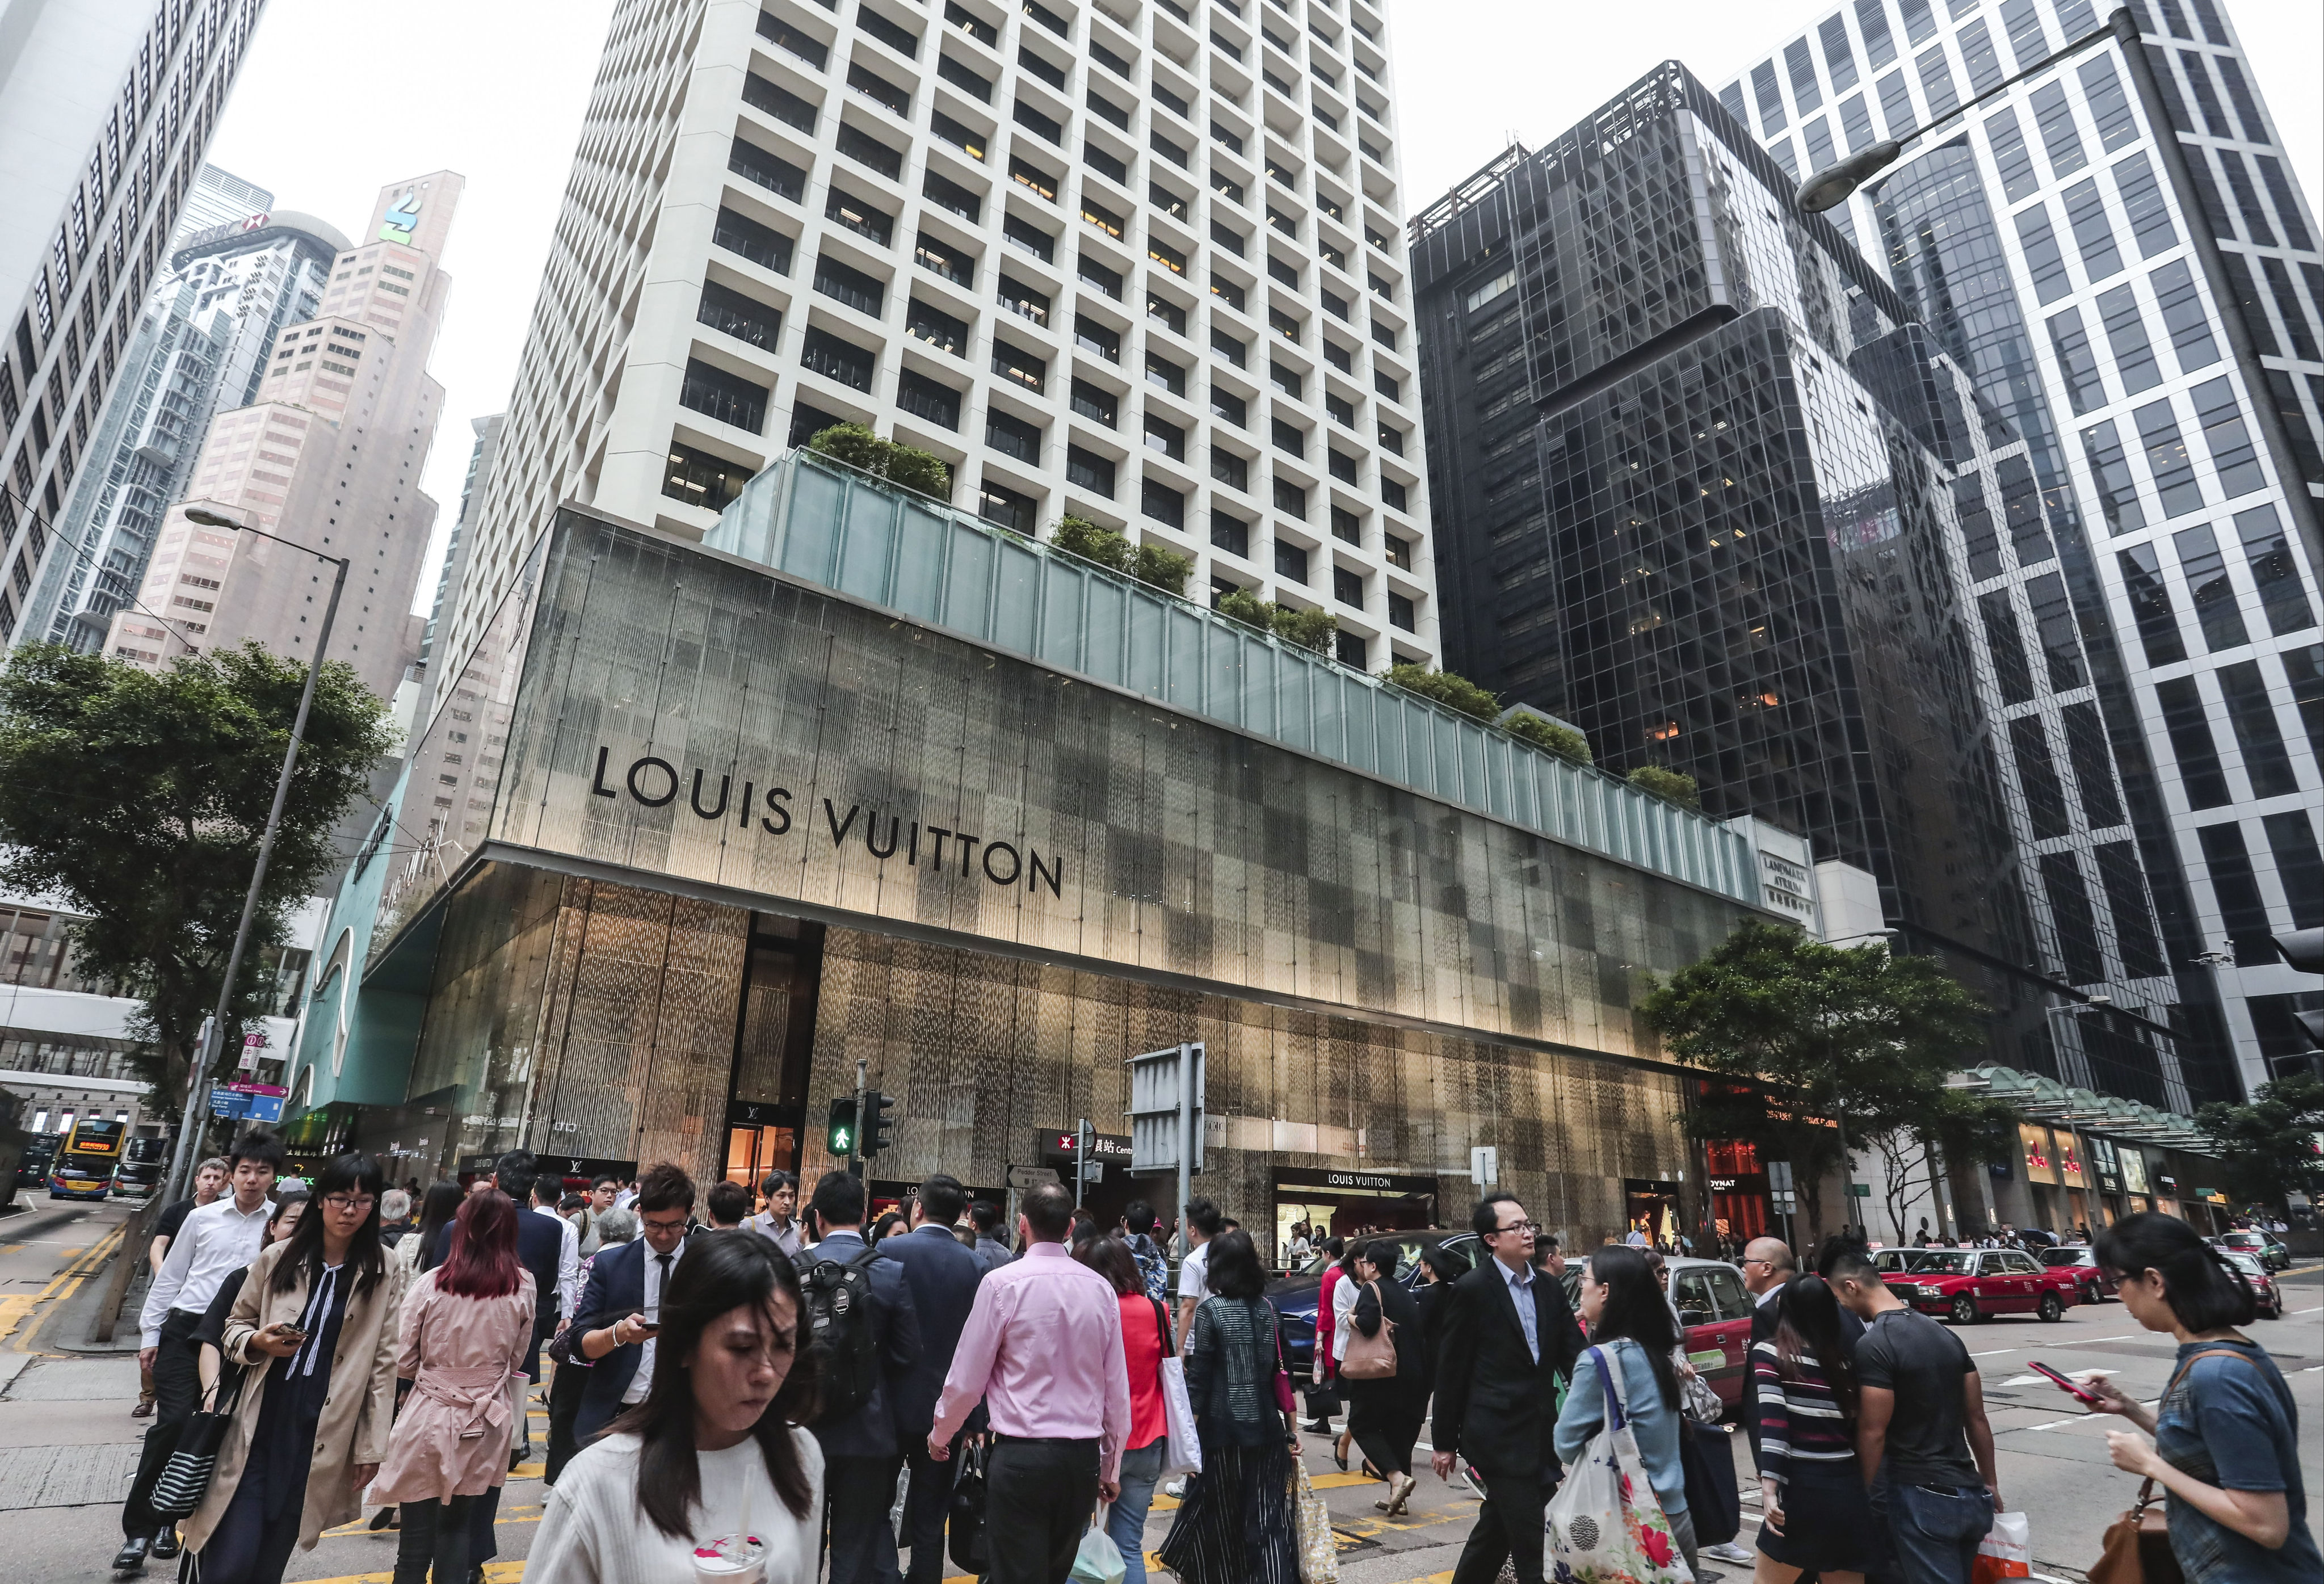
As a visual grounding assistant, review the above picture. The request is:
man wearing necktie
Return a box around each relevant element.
[1431,1193,1587,1584]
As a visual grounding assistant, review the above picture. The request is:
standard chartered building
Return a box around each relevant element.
[293,453,1788,1252]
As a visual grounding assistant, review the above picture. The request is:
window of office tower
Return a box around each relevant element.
[1872,142,2079,537]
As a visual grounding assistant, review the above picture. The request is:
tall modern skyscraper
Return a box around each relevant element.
[24,198,347,648]
[1411,64,2214,1110]
[1719,0,2321,1095]
[1,0,268,648]
[104,174,463,703]
[444,0,1437,684]
[169,162,273,246]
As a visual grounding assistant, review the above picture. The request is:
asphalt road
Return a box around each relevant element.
[0,1196,2313,1584]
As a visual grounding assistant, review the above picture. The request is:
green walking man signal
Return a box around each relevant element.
[826,1095,858,1157]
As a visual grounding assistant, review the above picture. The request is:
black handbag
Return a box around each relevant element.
[947,1440,990,1574]
[150,1363,250,1520]
[1679,1419,1742,1547]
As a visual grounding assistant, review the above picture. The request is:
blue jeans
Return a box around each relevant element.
[1108,1439,1166,1584]
[1885,1481,1995,1584]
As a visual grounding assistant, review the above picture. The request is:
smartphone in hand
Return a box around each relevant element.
[2028,1361,2099,1405]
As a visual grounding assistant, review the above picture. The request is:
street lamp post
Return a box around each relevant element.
[158,509,349,1206]
[1792,9,2132,215]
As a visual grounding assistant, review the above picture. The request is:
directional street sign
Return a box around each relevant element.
[1006,1165,1060,1190]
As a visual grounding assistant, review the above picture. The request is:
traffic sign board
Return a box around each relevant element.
[1007,1165,1060,1189]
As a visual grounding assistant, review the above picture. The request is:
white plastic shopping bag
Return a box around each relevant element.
[1973,1511,2033,1583]
[1544,1342,1695,1584]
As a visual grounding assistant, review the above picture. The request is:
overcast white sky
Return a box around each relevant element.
[201,0,2324,616]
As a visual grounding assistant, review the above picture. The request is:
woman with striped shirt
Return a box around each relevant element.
[1754,1274,1880,1584]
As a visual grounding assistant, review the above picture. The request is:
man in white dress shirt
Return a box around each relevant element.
[112,1129,282,1575]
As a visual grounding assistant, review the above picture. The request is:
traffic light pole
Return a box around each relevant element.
[851,1059,868,1180]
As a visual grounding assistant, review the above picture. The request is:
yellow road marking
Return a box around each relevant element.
[0,1295,36,1343]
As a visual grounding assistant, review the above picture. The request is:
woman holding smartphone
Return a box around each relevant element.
[2085,1213,2320,1584]
[180,1152,405,1584]
[372,1187,537,1584]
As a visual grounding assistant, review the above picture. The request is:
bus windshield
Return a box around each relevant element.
[61,1118,125,1156]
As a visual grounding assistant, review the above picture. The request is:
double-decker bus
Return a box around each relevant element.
[49,1116,125,1200]
[113,1135,170,1198]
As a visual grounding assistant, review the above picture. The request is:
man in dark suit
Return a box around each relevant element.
[569,1161,696,1442]
[1431,1192,1586,1584]
[880,1173,988,1584]
[424,1149,571,1575]
[802,1170,923,1584]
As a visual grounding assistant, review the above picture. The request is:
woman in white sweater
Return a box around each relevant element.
[526,1230,822,1584]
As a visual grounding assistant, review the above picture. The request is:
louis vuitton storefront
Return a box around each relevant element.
[305,455,1781,1255]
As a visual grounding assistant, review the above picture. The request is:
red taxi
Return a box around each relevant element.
[1884,1246,2082,1323]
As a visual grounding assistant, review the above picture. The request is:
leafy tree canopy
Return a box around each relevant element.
[1215,588,1337,653]
[1503,711,1592,766]
[0,642,396,1117]
[1641,921,2003,1235]
[1385,663,1499,722]
[1627,764,1702,809]
[2196,1072,2324,1209]
[806,423,952,500]
[1048,516,1193,597]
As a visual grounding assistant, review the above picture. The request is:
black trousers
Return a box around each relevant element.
[392,1494,476,1584]
[985,1437,1100,1584]
[824,1452,906,1584]
[122,1308,203,1540]
[543,1358,587,1486]
[1450,1467,1558,1584]
[902,1438,960,1584]
[1346,1392,1426,1478]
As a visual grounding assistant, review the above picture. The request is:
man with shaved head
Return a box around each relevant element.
[1741,1237,1796,1345]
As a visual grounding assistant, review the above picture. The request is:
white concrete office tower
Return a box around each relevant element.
[26,205,347,649]
[449,0,1437,680]
[1722,0,2322,1099]
[0,0,269,649]
[105,174,464,704]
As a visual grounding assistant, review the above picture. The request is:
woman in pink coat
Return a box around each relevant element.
[372,1187,536,1584]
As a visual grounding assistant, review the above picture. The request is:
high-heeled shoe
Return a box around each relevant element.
[1380,1473,1418,1516]
[1333,1433,1350,1471]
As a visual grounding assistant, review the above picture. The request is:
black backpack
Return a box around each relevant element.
[800,1243,884,1425]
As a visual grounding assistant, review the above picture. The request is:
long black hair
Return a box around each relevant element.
[269,1150,388,1301]
[610,1230,821,1535]
[414,1179,466,1251]
[1586,1244,1680,1410]
[2095,1211,2255,1332]
[1772,1274,1861,1422]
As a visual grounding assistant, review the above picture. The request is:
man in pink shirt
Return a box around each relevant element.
[929,1183,1132,1583]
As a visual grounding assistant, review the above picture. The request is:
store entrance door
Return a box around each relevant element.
[1625,1178,1683,1251]
[1272,1168,1439,1268]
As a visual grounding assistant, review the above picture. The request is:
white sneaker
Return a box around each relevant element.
[1704,1541,1755,1564]
[1163,1478,1186,1499]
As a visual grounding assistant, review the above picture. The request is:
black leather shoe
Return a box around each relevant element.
[109,1537,148,1575]
[149,1530,180,1559]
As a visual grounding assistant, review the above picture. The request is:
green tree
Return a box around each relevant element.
[805,423,952,501]
[0,642,397,1120]
[1641,921,1993,1241]
[1050,515,1130,572]
[1384,663,1500,722]
[2196,1072,2324,1209]
[1132,543,1194,598]
[1270,604,1337,653]
[1627,764,1702,810]
[1503,711,1592,766]
[1215,587,1272,631]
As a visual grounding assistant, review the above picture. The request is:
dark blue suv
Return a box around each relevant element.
[1264,1229,1481,1370]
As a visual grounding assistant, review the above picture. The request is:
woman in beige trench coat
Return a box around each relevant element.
[182,1153,405,1582]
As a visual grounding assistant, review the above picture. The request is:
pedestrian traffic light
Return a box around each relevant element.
[826,1095,858,1157]
[863,1090,896,1159]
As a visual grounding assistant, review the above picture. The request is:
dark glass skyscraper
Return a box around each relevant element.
[1413,63,2205,1107]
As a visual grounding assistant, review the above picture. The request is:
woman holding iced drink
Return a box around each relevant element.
[526,1232,823,1584]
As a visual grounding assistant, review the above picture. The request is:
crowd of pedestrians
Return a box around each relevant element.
[108,1136,2315,1584]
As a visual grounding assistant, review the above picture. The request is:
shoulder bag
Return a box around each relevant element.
[1155,1295,1204,1478]
[1338,1280,1398,1381]
[149,1362,250,1520]
[1544,1342,1694,1584]
[2086,1346,2258,1584]
[1268,1304,1299,1417]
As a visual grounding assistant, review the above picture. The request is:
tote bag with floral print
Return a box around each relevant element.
[1545,1343,1695,1584]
